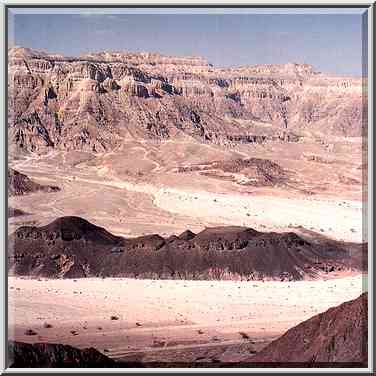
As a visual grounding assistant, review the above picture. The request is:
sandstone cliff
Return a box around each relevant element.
[8,47,365,154]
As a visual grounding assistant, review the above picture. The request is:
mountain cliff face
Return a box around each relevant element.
[8,47,365,154]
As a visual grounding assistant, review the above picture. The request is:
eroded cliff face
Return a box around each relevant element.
[8,47,365,154]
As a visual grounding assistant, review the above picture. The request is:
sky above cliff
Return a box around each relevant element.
[8,9,367,76]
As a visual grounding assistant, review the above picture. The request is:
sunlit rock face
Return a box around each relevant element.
[249,293,368,365]
[8,47,365,154]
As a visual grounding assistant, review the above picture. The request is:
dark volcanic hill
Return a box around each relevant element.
[8,168,60,196]
[8,341,115,368]
[248,293,368,367]
[8,216,365,280]
[8,216,123,278]
[8,47,364,155]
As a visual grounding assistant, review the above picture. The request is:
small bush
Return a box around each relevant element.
[24,329,37,336]
[239,331,250,339]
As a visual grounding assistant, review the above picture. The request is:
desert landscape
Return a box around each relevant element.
[7,40,368,368]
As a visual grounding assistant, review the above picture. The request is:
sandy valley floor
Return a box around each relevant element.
[8,274,367,363]
[9,139,366,243]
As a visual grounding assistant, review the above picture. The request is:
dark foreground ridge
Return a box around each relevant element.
[248,292,368,367]
[8,168,60,196]
[8,341,115,368]
[8,294,367,368]
[9,216,366,280]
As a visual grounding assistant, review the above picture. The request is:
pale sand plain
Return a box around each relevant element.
[8,274,366,362]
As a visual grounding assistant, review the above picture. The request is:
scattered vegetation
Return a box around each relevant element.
[24,329,37,336]
[239,331,250,339]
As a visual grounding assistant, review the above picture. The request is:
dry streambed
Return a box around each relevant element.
[153,188,364,243]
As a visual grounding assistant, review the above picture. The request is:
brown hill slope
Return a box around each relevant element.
[8,168,60,196]
[8,216,365,280]
[176,157,290,187]
[8,216,122,278]
[248,293,368,367]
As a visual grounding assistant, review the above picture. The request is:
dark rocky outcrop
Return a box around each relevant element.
[248,293,368,367]
[8,207,28,218]
[8,216,123,278]
[8,216,366,280]
[8,341,115,368]
[176,158,289,187]
[8,168,60,196]
[178,229,196,241]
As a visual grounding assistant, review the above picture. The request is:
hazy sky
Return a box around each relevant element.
[8,8,367,76]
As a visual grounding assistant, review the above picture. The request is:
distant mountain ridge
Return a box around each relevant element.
[8,47,364,155]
